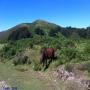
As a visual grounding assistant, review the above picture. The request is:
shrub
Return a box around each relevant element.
[65,63,73,72]
[79,61,90,74]
[13,52,29,65]
[84,43,90,54]
[55,43,61,50]
[32,61,41,71]
[8,27,32,41]
[2,45,16,59]
[58,47,88,64]
[49,28,61,37]
[64,40,76,48]
[3,45,10,52]
[60,47,78,62]
[29,43,34,49]
[76,52,88,62]
[35,28,45,35]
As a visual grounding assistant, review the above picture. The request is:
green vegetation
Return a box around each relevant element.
[0,20,90,71]
[0,62,50,90]
[0,20,90,42]
[0,20,90,90]
[8,26,32,40]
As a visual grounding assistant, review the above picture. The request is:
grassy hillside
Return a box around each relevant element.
[0,20,90,90]
[0,20,60,41]
[0,19,90,41]
[0,61,54,90]
[0,19,89,70]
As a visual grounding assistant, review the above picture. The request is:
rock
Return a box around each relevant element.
[0,81,10,90]
[54,65,90,90]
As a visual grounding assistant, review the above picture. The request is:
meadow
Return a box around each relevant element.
[0,20,90,90]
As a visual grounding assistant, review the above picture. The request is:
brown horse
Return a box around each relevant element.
[40,48,55,68]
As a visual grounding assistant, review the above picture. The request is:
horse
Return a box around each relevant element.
[40,48,55,68]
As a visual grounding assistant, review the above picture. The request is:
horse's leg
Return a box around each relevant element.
[43,61,44,67]
[42,60,45,71]
[48,58,52,65]
[45,59,48,69]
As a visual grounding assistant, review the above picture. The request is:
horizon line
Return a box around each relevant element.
[0,19,89,32]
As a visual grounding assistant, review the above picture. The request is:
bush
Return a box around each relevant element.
[2,45,16,59]
[65,63,73,72]
[3,45,10,52]
[64,40,76,48]
[8,27,32,41]
[13,52,29,65]
[79,61,90,74]
[35,28,45,35]
[60,47,78,61]
[76,52,88,62]
[84,43,90,54]
[29,43,34,49]
[55,43,61,50]
[32,61,41,71]
[57,47,88,64]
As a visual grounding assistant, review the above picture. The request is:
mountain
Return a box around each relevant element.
[32,19,60,29]
[0,20,60,41]
[0,19,90,41]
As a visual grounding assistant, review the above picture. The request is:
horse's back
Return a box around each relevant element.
[46,48,54,58]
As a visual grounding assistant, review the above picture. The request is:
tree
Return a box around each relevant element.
[35,28,45,35]
[8,27,32,40]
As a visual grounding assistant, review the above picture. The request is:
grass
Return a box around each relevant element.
[0,44,5,50]
[0,61,48,90]
[76,42,86,52]
[0,40,90,90]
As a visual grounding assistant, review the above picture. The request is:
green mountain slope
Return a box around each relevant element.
[0,20,60,41]
[0,19,90,41]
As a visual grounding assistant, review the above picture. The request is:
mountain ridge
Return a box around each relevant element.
[0,20,60,41]
[0,19,90,41]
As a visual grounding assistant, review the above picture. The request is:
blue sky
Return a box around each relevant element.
[0,0,90,31]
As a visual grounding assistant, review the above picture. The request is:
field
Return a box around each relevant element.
[0,61,51,90]
[0,39,90,90]
[0,44,60,90]
[0,23,90,90]
[0,60,68,90]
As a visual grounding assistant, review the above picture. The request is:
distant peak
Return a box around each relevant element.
[32,19,60,28]
[33,19,49,24]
